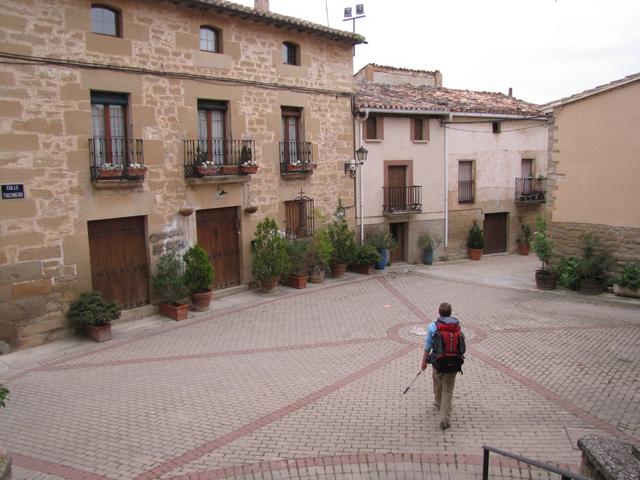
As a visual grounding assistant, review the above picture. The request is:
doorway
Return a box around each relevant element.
[483,213,508,254]
[196,207,241,289]
[389,222,406,263]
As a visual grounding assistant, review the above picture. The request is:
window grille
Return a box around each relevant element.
[285,194,314,239]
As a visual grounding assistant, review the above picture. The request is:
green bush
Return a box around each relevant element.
[366,231,397,250]
[576,233,614,280]
[353,243,382,265]
[252,217,290,281]
[153,248,187,304]
[307,227,333,273]
[66,291,121,329]
[556,256,579,290]
[286,238,310,276]
[327,199,356,265]
[531,215,553,273]
[0,385,9,408]
[518,224,532,244]
[418,233,442,253]
[183,245,214,293]
[613,263,640,290]
[467,222,485,249]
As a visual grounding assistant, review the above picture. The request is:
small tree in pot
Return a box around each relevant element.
[576,233,614,295]
[66,290,121,342]
[418,233,442,265]
[613,263,640,298]
[366,231,397,270]
[327,199,356,277]
[183,245,215,311]
[285,238,310,289]
[307,227,333,283]
[153,248,189,320]
[517,223,532,255]
[252,217,290,293]
[467,222,485,260]
[351,244,381,275]
[531,215,557,290]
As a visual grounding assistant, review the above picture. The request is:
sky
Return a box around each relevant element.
[232,0,640,104]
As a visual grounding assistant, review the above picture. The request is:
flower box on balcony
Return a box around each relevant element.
[285,164,304,173]
[126,167,147,178]
[240,165,259,175]
[196,165,220,176]
[220,164,240,175]
[97,167,123,178]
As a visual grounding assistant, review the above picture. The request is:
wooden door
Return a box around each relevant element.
[88,216,149,308]
[386,166,407,211]
[389,222,406,262]
[196,207,240,289]
[483,213,508,254]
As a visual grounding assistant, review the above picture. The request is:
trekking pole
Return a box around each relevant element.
[402,369,424,395]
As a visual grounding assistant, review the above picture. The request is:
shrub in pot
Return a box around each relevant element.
[183,245,215,311]
[252,217,290,293]
[307,227,333,283]
[351,244,381,275]
[327,199,356,277]
[66,290,121,342]
[285,238,310,289]
[418,233,442,265]
[366,231,397,270]
[555,256,579,290]
[467,222,485,260]
[517,224,532,255]
[576,233,614,295]
[153,248,189,320]
[0,385,8,408]
[531,215,557,290]
[613,263,640,298]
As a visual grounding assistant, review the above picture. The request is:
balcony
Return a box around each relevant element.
[280,141,315,176]
[382,186,422,215]
[183,139,256,179]
[89,137,145,183]
[515,177,547,204]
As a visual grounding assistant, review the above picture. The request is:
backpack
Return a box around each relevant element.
[430,317,466,374]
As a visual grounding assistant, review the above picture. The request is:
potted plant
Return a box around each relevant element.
[97,163,123,178]
[613,263,640,298]
[351,244,381,275]
[467,222,485,260]
[126,162,147,178]
[556,255,580,290]
[286,161,304,173]
[153,248,189,320]
[285,238,309,289]
[252,217,290,293]
[183,245,215,311]
[66,290,121,342]
[576,233,614,295]
[327,199,356,278]
[531,215,557,290]
[240,145,258,174]
[220,163,240,175]
[366,231,397,270]
[418,233,442,265]
[196,161,219,176]
[0,385,8,408]
[307,227,333,283]
[517,223,532,255]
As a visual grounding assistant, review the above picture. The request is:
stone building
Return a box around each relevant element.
[541,73,640,264]
[0,0,363,350]
[353,64,548,262]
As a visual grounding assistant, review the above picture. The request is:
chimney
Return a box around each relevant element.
[255,0,269,12]
[508,87,513,97]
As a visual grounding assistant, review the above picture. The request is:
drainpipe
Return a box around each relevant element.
[443,114,451,248]
[355,110,369,244]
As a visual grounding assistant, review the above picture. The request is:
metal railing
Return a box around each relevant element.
[482,446,589,480]
[458,179,474,203]
[183,139,255,177]
[89,137,144,181]
[382,186,422,214]
[279,141,314,174]
[515,177,547,203]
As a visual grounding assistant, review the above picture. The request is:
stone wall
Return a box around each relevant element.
[0,0,357,350]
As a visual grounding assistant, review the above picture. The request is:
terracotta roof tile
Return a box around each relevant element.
[355,82,541,116]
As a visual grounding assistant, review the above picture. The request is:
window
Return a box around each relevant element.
[91,91,128,165]
[364,116,383,140]
[197,100,228,164]
[285,195,314,239]
[458,160,474,203]
[200,27,220,53]
[281,107,302,163]
[521,158,533,178]
[492,122,501,134]
[411,118,429,142]
[91,5,120,37]
[282,42,299,65]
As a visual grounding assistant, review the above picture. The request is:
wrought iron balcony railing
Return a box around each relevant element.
[183,139,255,178]
[382,186,422,214]
[89,137,144,181]
[458,180,475,203]
[279,141,314,174]
[515,177,547,204]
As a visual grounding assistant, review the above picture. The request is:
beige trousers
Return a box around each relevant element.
[432,368,457,424]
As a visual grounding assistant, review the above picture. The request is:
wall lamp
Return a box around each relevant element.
[344,146,368,179]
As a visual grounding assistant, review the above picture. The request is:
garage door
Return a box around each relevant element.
[483,213,508,254]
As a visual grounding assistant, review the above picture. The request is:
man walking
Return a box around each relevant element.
[421,302,465,430]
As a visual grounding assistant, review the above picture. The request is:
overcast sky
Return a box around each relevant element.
[233,0,640,104]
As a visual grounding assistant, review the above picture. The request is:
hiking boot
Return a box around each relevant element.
[440,421,450,430]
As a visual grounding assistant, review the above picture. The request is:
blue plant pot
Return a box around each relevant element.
[423,249,433,265]
[375,248,388,270]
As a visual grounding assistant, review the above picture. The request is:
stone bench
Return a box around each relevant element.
[578,436,640,480]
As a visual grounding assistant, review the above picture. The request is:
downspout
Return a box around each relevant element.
[443,114,452,248]
[355,109,370,244]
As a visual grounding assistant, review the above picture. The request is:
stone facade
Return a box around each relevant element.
[0,0,361,350]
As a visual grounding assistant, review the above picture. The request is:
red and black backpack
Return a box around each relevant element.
[430,317,466,374]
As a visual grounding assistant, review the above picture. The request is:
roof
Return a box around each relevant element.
[355,82,542,117]
[171,0,365,44]
[354,63,441,78]
[542,72,640,110]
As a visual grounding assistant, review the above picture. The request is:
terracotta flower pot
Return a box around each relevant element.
[579,278,605,295]
[287,274,307,289]
[517,243,530,256]
[240,165,258,174]
[126,167,146,178]
[220,164,240,175]
[331,263,347,278]
[98,168,122,178]
[85,324,111,342]
[308,268,325,284]
[190,290,213,311]
[196,165,219,176]
[159,302,189,320]
[286,164,304,172]
[260,276,279,293]
[535,270,557,290]
[468,248,483,261]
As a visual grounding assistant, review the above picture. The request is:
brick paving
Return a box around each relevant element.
[1,265,639,480]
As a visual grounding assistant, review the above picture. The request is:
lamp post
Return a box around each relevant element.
[344,146,367,244]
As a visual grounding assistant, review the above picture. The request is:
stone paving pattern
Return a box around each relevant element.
[1,268,639,479]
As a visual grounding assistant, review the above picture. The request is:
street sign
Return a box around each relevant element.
[2,184,25,199]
